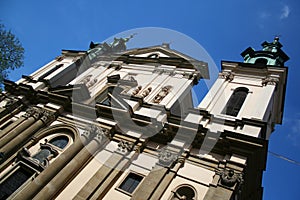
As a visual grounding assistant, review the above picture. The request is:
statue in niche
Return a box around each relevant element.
[153,85,172,103]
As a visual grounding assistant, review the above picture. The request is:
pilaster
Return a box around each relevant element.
[32,125,110,199]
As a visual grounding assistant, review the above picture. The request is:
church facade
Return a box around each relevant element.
[0,37,288,200]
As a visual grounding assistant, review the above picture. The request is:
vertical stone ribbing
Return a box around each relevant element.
[0,108,40,148]
[32,125,110,200]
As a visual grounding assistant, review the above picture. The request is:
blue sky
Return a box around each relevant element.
[1,0,300,199]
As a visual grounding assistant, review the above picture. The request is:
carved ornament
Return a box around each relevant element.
[153,86,172,103]
[82,124,109,142]
[40,110,55,124]
[117,140,134,154]
[219,71,234,82]
[158,148,178,167]
[219,169,243,187]
[262,77,279,86]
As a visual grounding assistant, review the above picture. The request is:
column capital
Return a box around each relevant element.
[219,71,234,82]
[4,98,19,108]
[262,77,279,86]
[217,169,244,187]
[40,110,56,124]
[22,107,41,119]
[82,124,109,143]
[116,140,134,155]
[157,148,178,167]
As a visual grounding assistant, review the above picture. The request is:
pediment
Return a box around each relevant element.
[123,45,196,60]
[119,45,209,79]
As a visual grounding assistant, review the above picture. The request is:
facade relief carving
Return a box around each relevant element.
[117,140,134,155]
[141,87,152,98]
[82,124,109,143]
[80,75,98,89]
[153,86,172,103]
[40,110,56,124]
[158,148,178,167]
[22,107,38,119]
[22,107,51,120]
[218,169,243,187]
[132,85,142,96]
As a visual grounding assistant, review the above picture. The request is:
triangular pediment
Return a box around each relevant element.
[119,45,209,79]
[122,45,196,61]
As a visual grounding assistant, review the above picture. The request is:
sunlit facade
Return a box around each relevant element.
[0,37,288,199]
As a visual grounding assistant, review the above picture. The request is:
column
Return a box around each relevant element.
[149,156,185,200]
[203,168,243,200]
[0,110,54,163]
[0,98,20,119]
[0,104,23,130]
[90,141,139,200]
[12,138,84,199]
[0,107,40,147]
[74,140,138,200]
[32,125,110,200]
[131,147,183,200]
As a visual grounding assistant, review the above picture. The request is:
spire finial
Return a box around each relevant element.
[273,35,281,44]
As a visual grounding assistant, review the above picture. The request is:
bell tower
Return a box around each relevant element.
[198,37,289,199]
[0,36,289,200]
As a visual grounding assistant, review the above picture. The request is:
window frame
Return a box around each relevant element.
[116,171,144,196]
[169,184,197,200]
[0,161,38,199]
[221,87,249,117]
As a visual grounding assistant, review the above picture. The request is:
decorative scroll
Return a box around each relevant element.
[18,144,59,170]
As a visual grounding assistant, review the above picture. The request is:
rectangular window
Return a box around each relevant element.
[0,164,35,199]
[118,172,143,194]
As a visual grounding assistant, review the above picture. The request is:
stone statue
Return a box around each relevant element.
[88,33,136,60]
[110,33,136,52]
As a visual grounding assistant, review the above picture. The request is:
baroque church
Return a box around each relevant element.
[0,36,288,200]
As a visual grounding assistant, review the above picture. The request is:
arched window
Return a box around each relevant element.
[170,185,197,200]
[49,135,69,149]
[0,125,76,199]
[31,135,70,166]
[222,87,249,117]
[255,58,268,65]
